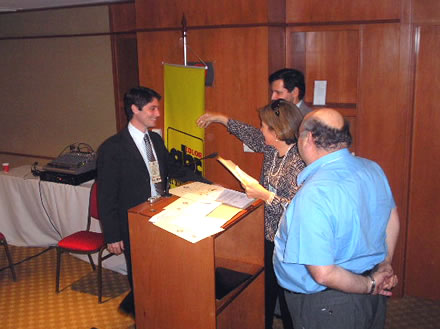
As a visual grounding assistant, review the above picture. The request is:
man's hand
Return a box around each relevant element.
[373,261,398,296]
[307,263,398,296]
[107,241,124,255]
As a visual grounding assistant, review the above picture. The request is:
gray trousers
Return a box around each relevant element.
[284,288,387,329]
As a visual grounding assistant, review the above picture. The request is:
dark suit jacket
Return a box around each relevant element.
[298,100,312,117]
[96,127,210,245]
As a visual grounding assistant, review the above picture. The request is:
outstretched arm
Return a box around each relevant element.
[198,113,268,154]
[197,113,229,128]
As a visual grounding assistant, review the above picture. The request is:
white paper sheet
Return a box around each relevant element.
[169,182,224,201]
[150,209,224,243]
[313,80,327,105]
[215,189,255,209]
[169,182,254,209]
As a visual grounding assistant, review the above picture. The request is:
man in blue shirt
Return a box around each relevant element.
[274,108,400,329]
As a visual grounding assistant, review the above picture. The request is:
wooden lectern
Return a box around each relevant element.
[128,196,265,329]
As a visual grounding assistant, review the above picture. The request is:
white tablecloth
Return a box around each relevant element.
[0,165,126,274]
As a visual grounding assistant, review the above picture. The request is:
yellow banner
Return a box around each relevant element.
[164,64,206,183]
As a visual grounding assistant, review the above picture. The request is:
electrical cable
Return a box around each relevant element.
[0,246,53,272]
[38,179,63,239]
[31,142,95,239]
[56,142,94,157]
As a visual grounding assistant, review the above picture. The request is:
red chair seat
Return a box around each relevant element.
[56,183,114,303]
[0,232,4,240]
[58,231,104,251]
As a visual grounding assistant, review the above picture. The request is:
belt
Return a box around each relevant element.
[283,264,379,295]
[284,288,304,295]
[284,288,330,295]
[361,264,378,277]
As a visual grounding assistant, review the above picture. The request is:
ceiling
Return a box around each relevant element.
[0,0,127,12]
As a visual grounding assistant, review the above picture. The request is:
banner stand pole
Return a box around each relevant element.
[181,14,187,66]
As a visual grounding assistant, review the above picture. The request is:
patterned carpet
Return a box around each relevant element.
[1,246,440,329]
[0,246,134,329]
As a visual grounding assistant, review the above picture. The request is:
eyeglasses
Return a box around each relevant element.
[270,99,287,117]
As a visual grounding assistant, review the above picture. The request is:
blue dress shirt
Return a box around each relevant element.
[274,149,396,293]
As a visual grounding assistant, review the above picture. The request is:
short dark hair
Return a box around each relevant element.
[301,118,352,150]
[124,86,161,120]
[259,99,304,145]
[269,68,306,100]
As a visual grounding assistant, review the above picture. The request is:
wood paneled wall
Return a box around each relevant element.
[405,1,440,299]
[135,0,283,191]
[109,3,139,131]
[286,0,400,22]
[286,26,359,152]
[130,0,440,300]
[135,0,283,28]
[284,11,411,297]
[358,25,412,295]
[413,0,440,25]
[283,0,440,300]
[109,2,137,32]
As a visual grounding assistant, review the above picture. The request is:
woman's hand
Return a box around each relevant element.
[197,113,229,128]
[242,181,273,203]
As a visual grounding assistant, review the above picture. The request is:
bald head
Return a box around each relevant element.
[299,108,352,154]
[305,108,344,130]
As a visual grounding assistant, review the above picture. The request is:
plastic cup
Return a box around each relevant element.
[2,163,9,173]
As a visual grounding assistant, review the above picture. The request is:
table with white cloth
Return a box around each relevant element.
[0,165,126,274]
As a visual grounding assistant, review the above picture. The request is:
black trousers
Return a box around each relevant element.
[284,288,387,329]
[265,240,293,329]
[120,237,135,315]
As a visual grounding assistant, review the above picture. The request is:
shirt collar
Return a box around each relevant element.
[128,122,147,144]
[297,148,351,185]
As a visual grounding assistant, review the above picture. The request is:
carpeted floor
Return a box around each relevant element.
[1,245,440,329]
[0,246,134,329]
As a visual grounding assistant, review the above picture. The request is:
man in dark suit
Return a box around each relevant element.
[269,68,312,116]
[97,86,210,316]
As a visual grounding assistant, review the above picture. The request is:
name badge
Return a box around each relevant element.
[269,184,276,194]
[149,160,162,183]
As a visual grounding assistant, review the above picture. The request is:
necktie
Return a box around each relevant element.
[143,133,162,195]
[144,132,156,162]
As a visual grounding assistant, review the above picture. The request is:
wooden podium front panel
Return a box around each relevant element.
[129,199,265,329]
[129,212,217,329]
[215,205,264,267]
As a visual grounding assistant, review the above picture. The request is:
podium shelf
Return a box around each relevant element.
[215,258,264,313]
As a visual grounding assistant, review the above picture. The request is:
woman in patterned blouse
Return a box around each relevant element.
[197,99,305,329]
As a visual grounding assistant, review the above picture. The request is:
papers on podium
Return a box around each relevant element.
[149,182,255,243]
[149,199,225,243]
[169,181,255,209]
